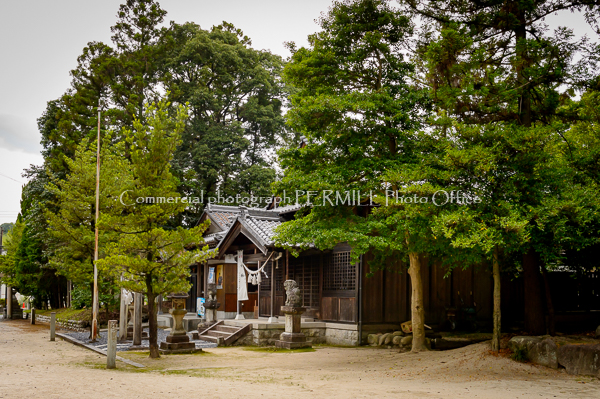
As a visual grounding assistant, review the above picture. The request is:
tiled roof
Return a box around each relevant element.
[242,217,283,247]
[210,211,238,230]
[271,203,305,214]
[201,203,293,253]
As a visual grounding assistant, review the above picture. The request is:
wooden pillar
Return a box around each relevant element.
[285,250,289,280]
[268,261,276,322]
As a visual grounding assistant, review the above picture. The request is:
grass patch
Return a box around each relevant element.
[511,347,528,362]
[313,343,362,349]
[243,346,316,353]
[35,308,91,322]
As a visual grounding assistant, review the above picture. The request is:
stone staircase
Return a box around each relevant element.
[194,321,252,346]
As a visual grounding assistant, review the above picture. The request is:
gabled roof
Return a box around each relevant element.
[200,203,293,255]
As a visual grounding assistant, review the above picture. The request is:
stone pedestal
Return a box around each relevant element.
[205,307,217,323]
[275,306,312,349]
[160,294,201,354]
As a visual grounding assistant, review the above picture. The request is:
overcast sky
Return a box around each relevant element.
[0,0,336,224]
[0,0,596,225]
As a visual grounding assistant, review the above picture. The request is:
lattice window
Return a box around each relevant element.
[323,252,355,291]
[260,261,272,291]
[260,261,284,292]
[289,255,320,308]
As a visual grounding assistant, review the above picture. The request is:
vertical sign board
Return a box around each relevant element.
[208,267,215,284]
[197,297,205,317]
[216,265,224,289]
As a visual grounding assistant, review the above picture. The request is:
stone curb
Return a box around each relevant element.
[56,332,145,368]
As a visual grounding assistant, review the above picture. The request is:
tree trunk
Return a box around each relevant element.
[146,276,159,359]
[491,246,501,353]
[514,10,531,128]
[541,264,555,336]
[522,249,545,334]
[408,252,428,352]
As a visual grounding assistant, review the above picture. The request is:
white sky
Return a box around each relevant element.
[0,0,335,224]
[0,0,596,225]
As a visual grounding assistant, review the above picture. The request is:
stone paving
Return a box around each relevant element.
[64,327,217,351]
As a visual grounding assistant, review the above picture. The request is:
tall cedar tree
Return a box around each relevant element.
[274,0,445,352]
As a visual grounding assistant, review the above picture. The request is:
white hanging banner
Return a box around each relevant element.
[237,250,249,301]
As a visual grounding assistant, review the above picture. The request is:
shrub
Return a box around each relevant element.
[71,286,92,309]
[511,347,528,362]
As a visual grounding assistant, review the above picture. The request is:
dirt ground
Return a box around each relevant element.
[0,319,598,399]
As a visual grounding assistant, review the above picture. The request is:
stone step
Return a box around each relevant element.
[215,325,239,333]
[196,335,219,344]
[205,330,230,338]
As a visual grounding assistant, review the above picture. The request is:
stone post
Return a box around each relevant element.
[119,288,127,341]
[6,286,11,320]
[50,312,56,341]
[275,280,311,349]
[30,308,35,324]
[133,293,143,346]
[107,320,118,369]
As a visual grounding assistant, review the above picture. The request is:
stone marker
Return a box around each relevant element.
[30,308,35,325]
[107,320,118,369]
[119,288,128,341]
[275,280,312,350]
[133,292,143,346]
[6,286,11,320]
[50,312,56,341]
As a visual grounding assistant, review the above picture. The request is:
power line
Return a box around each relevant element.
[0,173,25,184]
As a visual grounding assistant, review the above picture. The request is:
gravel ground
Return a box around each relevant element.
[65,328,217,351]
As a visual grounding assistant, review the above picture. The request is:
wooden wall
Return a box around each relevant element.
[361,253,494,326]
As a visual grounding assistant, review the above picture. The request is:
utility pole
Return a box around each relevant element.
[91,100,102,341]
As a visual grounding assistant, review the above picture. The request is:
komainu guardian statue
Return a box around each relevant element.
[284,280,302,308]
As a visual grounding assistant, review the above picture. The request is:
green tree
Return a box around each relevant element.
[45,134,132,318]
[409,0,600,335]
[163,21,287,222]
[0,218,24,288]
[98,99,215,358]
[6,168,67,309]
[274,0,439,351]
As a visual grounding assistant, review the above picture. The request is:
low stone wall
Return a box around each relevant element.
[508,336,600,378]
[232,325,326,346]
[225,321,401,346]
[34,314,88,332]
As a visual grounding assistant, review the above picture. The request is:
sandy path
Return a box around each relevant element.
[0,319,598,399]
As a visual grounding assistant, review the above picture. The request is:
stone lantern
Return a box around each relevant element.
[159,292,199,354]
